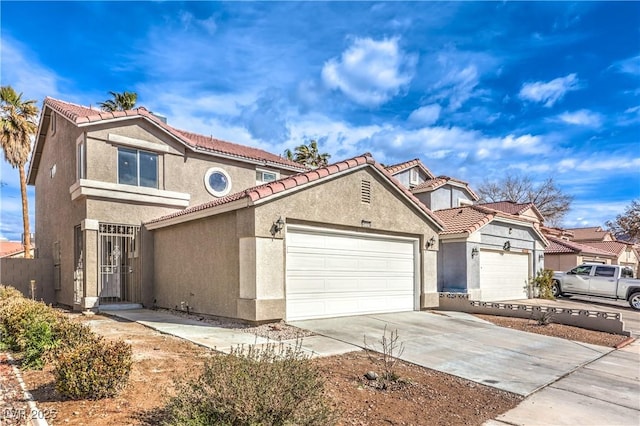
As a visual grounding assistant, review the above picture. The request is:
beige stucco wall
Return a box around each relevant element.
[545,253,613,272]
[87,121,296,207]
[153,212,240,318]
[32,113,87,306]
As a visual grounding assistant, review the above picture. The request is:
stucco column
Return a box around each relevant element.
[82,219,99,309]
[421,247,439,308]
[238,236,286,322]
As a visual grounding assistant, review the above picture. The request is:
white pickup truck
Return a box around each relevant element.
[552,264,640,310]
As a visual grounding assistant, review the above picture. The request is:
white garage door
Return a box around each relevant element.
[479,250,529,301]
[286,226,417,321]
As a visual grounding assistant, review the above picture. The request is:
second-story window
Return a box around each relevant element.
[118,147,158,188]
[256,169,278,185]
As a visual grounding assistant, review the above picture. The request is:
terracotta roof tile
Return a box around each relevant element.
[0,242,26,258]
[565,226,612,242]
[434,206,495,235]
[411,175,479,200]
[581,241,631,256]
[544,236,616,256]
[147,153,445,229]
[385,158,435,179]
[42,97,306,172]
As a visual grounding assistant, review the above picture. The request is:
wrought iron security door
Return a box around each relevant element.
[98,223,141,303]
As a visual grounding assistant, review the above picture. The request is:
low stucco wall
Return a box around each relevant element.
[0,258,54,302]
[437,292,630,336]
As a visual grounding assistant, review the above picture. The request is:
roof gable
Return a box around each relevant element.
[147,153,445,230]
[433,204,548,244]
[566,226,613,242]
[477,201,544,223]
[384,158,435,179]
[411,176,479,201]
[28,97,306,184]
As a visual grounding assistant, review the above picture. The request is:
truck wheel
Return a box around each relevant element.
[629,292,640,311]
[551,281,562,298]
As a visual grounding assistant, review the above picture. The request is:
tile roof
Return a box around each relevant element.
[411,176,479,200]
[582,241,632,257]
[544,236,616,256]
[384,158,435,179]
[541,225,574,238]
[147,153,445,229]
[41,97,306,171]
[0,241,26,258]
[433,204,544,240]
[477,201,537,216]
[565,226,611,242]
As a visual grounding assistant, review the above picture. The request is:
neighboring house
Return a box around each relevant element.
[0,241,34,258]
[581,241,639,277]
[411,176,479,211]
[544,236,616,271]
[385,159,435,189]
[477,201,544,228]
[433,205,547,302]
[566,226,614,243]
[28,98,444,322]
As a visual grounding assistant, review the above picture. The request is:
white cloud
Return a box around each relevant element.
[321,36,417,106]
[408,104,441,126]
[0,37,62,102]
[611,55,640,76]
[179,11,217,35]
[518,73,581,107]
[555,109,603,128]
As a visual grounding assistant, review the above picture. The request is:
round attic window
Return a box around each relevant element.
[204,167,231,197]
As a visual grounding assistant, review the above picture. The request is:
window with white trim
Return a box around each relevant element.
[256,169,279,185]
[204,167,231,197]
[118,147,158,188]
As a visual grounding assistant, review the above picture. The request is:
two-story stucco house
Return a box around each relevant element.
[28,98,444,322]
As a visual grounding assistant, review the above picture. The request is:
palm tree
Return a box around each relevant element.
[99,91,138,111]
[284,140,331,168]
[0,86,39,258]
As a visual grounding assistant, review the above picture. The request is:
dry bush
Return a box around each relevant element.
[164,341,336,425]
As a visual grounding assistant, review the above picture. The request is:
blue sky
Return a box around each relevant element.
[1,1,639,240]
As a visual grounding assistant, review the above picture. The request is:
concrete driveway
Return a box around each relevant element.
[507,296,640,337]
[290,311,612,396]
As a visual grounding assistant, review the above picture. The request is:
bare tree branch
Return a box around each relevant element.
[606,200,640,242]
[477,173,573,225]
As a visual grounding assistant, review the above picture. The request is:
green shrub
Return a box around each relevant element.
[0,297,59,368]
[164,342,336,426]
[54,337,133,400]
[529,269,555,300]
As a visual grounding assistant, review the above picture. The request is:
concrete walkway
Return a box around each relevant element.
[101,309,360,357]
[291,311,613,396]
[486,340,640,426]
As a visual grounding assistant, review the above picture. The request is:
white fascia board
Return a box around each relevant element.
[438,232,472,241]
[69,179,190,207]
[145,198,251,230]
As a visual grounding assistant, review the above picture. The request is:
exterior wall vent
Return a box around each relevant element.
[361,180,371,204]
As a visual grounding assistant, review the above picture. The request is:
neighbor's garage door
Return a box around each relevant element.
[479,250,529,301]
[286,226,417,321]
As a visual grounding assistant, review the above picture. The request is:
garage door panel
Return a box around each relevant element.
[286,227,417,320]
[479,250,529,301]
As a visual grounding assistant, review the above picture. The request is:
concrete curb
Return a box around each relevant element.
[5,352,49,426]
[614,336,636,349]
